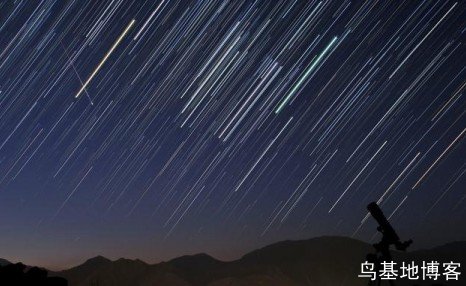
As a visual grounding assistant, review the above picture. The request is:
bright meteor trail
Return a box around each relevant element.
[275,36,339,114]
[75,19,136,99]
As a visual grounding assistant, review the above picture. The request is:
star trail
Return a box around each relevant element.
[0,0,465,268]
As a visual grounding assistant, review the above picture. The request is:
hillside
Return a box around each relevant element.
[49,236,465,286]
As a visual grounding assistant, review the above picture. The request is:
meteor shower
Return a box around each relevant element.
[0,1,465,285]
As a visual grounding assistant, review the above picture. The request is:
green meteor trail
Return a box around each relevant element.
[275,36,338,113]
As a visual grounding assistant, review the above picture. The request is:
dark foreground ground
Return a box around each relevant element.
[2,236,465,286]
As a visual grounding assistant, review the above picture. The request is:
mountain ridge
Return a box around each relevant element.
[4,236,464,285]
[51,236,465,269]
[55,236,466,286]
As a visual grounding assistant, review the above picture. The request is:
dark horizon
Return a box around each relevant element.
[3,234,466,272]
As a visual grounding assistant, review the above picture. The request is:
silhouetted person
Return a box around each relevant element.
[0,263,67,286]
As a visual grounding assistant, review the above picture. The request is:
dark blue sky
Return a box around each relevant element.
[0,0,464,269]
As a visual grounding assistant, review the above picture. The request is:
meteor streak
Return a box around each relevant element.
[275,36,338,114]
[75,19,136,99]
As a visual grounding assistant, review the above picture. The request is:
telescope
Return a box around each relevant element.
[365,202,412,286]
[367,202,412,252]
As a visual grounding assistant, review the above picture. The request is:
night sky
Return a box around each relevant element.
[0,0,465,270]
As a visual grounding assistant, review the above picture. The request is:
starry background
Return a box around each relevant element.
[0,0,465,270]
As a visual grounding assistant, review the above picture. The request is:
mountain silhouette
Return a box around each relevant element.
[47,236,466,286]
[0,262,67,286]
[3,236,464,286]
[0,259,11,266]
